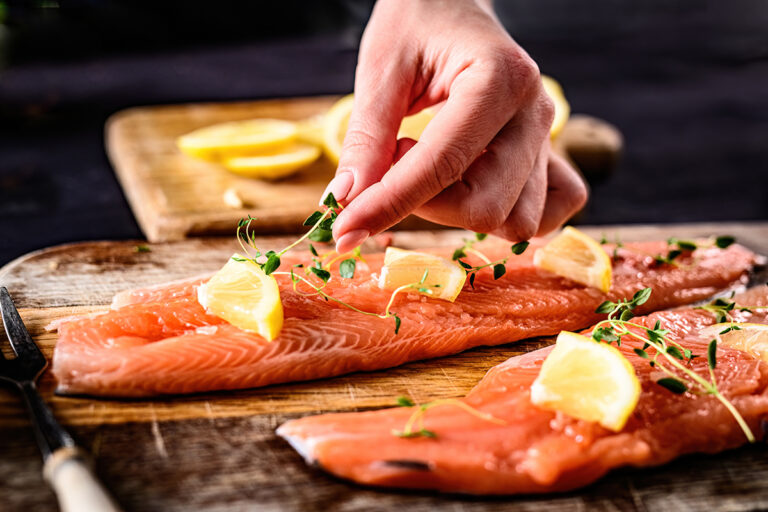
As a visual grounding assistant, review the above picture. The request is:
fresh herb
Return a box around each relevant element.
[653,235,737,267]
[135,245,151,253]
[600,233,624,260]
[452,234,529,284]
[339,258,356,279]
[592,287,755,442]
[392,398,506,439]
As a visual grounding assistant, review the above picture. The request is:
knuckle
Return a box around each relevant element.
[537,93,556,131]
[467,202,507,233]
[481,48,540,105]
[424,142,471,190]
[342,127,380,153]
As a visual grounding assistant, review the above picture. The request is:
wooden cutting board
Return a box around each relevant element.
[106,96,622,242]
[2,222,767,512]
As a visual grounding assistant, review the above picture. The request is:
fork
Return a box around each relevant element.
[0,287,120,512]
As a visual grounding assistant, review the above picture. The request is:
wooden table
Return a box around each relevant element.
[2,222,768,512]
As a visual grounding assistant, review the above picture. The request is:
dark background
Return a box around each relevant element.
[1,0,767,266]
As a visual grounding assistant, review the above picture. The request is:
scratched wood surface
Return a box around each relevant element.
[105,96,621,242]
[1,223,767,512]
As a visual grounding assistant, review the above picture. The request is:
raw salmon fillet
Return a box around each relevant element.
[277,287,768,495]
[51,238,756,396]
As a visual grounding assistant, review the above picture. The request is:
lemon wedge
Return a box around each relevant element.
[542,75,570,139]
[530,331,641,431]
[378,247,467,302]
[177,119,298,161]
[197,255,283,341]
[533,226,612,293]
[223,143,321,179]
[701,322,768,361]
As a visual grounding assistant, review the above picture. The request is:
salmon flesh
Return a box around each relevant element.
[277,287,768,494]
[51,238,756,396]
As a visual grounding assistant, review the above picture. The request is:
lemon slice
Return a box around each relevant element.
[701,323,768,361]
[223,143,321,179]
[323,94,355,165]
[296,115,326,146]
[178,119,298,161]
[542,75,570,139]
[397,107,436,140]
[378,247,467,302]
[533,226,612,293]
[197,255,283,341]
[531,331,641,431]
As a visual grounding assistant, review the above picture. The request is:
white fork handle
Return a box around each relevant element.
[43,447,121,512]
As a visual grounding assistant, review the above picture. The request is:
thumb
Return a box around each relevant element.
[321,56,413,206]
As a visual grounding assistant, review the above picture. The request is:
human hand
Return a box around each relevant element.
[324,0,588,253]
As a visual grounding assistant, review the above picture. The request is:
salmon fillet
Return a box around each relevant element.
[51,238,756,396]
[277,287,768,495]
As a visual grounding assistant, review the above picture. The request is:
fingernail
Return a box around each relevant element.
[336,229,369,253]
[320,171,354,206]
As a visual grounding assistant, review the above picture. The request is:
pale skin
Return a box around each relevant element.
[325,0,589,254]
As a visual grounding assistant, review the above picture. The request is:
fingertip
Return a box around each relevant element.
[319,171,354,206]
[335,229,370,254]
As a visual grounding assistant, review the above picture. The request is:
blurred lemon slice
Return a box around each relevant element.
[323,94,355,165]
[223,143,321,179]
[296,115,326,146]
[397,107,437,140]
[177,119,298,161]
[197,255,283,341]
[531,331,641,431]
[542,75,570,139]
[378,247,467,302]
[701,323,768,361]
[534,226,612,293]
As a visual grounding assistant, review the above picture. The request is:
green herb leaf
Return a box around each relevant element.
[715,235,735,249]
[620,309,635,321]
[263,253,281,275]
[666,346,685,360]
[396,396,415,407]
[452,248,466,261]
[322,192,340,209]
[676,240,698,251]
[339,259,356,279]
[667,249,682,261]
[308,227,333,243]
[309,244,319,257]
[511,241,530,255]
[475,233,488,241]
[595,301,616,314]
[457,259,472,270]
[419,429,437,438]
[135,245,151,253]
[394,315,402,334]
[303,211,323,226]
[632,288,652,307]
[657,378,688,394]
[469,273,476,289]
[634,348,649,359]
[493,263,506,280]
[310,267,331,282]
[708,339,717,369]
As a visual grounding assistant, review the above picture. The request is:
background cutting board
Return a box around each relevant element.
[2,222,767,512]
[106,96,622,242]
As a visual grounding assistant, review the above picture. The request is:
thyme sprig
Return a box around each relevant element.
[695,293,767,323]
[392,396,506,439]
[599,233,624,261]
[652,236,736,266]
[451,233,529,288]
[593,288,755,442]
[233,194,442,334]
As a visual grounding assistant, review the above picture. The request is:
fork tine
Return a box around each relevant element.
[0,287,45,369]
